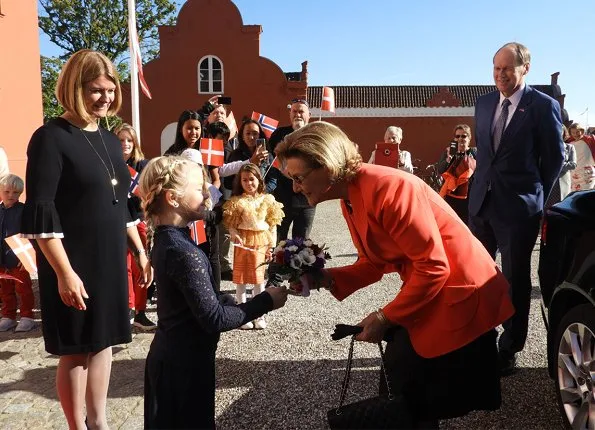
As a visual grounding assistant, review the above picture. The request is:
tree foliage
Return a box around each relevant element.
[41,56,65,123]
[39,0,177,122]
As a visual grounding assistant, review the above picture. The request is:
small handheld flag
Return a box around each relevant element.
[251,112,279,138]
[5,235,37,275]
[321,87,335,113]
[199,138,225,167]
[189,220,207,245]
[128,166,141,197]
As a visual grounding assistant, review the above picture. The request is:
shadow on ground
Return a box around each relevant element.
[0,353,563,429]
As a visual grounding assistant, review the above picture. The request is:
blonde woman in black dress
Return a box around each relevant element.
[22,50,152,429]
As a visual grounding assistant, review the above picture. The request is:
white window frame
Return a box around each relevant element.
[198,55,224,94]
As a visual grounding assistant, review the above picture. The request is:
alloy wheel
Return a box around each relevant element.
[557,322,595,429]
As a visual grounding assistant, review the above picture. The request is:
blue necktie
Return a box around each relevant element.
[493,98,511,152]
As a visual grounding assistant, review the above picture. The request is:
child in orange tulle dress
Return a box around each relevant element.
[223,163,283,329]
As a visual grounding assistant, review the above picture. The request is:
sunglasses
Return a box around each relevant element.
[290,98,309,107]
[454,134,469,139]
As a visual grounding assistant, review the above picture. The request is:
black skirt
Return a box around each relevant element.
[380,328,500,421]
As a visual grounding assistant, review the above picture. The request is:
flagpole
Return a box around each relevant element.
[319,87,322,121]
[263,156,277,178]
[127,0,141,142]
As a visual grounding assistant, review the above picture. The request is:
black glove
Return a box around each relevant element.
[331,324,397,342]
[265,272,285,288]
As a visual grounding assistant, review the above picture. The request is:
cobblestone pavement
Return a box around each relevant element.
[0,200,563,429]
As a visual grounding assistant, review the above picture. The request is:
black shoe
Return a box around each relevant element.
[498,352,518,376]
[221,270,233,281]
[133,311,157,331]
[128,308,135,325]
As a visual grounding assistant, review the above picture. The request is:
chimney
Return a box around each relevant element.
[551,72,560,85]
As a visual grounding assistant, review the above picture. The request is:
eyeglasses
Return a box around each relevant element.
[287,168,315,185]
[454,134,469,139]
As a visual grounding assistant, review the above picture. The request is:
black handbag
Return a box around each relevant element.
[327,333,413,429]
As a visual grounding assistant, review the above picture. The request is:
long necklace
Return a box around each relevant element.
[80,127,119,205]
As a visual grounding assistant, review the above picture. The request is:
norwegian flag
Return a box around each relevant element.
[272,157,281,169]
[128,1,152,99]
[5,235,37,275]
[128,166,141,197]
[321,86,335,113]
[224,110,238,138]
[199,138,225,167]
[189,220,207,245]
[251,112,279,138]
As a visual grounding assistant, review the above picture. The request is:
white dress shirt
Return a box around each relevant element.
[491,82,526,133]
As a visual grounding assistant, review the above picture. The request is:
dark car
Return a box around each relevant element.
[539,189,595,429]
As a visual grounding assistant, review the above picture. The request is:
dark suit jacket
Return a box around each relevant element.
[469,85,564,222]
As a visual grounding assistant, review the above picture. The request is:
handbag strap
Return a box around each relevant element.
[335,335,395,412]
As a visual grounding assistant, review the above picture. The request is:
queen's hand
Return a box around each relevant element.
[355,310,391,343]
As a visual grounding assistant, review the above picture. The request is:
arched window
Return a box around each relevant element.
[198,56,223,94]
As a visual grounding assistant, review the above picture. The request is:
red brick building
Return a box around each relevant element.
[0,0,43,182]
[121,0,566,169]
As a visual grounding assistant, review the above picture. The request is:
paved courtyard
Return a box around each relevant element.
[0,200,562,429]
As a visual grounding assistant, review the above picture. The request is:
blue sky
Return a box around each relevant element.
[39,0,595,125]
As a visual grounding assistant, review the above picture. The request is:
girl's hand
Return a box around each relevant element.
[265,247,273,261]
[233,235,244,246]
[266,286,289,310]
[58,270,89,310]
[137,253,153,289]
[208,95,222,105]
[250,146,268,165]
[355,311,390,343]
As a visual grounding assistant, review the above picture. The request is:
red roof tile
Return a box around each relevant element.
[307,85,556,108]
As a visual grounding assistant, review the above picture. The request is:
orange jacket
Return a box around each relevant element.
[328,164,514,358]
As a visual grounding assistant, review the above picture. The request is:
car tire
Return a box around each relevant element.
[554,303,595,429]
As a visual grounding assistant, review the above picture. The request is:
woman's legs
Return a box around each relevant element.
[56,347,113,430]
[56,354,89,429]
[85,347,113,429]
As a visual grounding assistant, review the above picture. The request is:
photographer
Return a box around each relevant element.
[436,124,477,224]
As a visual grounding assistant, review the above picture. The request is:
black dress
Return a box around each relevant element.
[144,226,273,429]
[21,117,132,355]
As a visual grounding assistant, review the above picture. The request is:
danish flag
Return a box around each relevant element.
[224,111,238,138]
[129,6,152,99]
[321,86,335,113]
[189,220,207,245]
[199,138,225,166]
[5,235,37,275]
[251,112,279,138]
[128,166,141,197]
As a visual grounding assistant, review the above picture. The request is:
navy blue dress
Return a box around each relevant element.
[144,226,273,429]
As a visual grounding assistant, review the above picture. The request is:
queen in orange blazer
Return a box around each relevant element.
[276,121,515,423]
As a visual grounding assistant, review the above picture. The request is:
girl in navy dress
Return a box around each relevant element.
[140,156,288,429]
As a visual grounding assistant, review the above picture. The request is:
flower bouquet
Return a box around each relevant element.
[264,238,331,296]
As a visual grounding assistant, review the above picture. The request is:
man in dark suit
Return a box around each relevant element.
[268,99,316,242]
[469,42,564,375]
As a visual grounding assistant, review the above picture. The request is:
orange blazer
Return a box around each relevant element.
[328,164,514,358]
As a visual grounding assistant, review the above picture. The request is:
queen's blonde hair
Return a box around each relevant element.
[55,49,122,124]
[139,156,211,228]
[275,121,362,183]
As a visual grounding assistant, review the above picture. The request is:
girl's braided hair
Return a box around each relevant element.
[139,156,211,231]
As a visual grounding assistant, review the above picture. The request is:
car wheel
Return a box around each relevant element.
[554,303,595,429]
